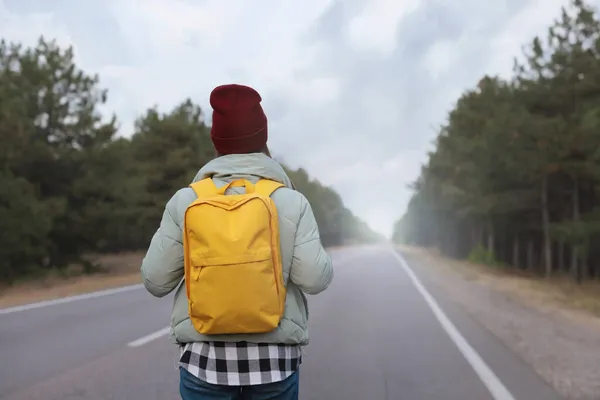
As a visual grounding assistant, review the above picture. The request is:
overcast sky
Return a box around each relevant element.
[1,0,593,237]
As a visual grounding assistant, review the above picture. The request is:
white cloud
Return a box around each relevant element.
[422,40,456,81]
[0,1,72,48]
[110,0,232,53]
[346,0,419,55]
[1,0,595,237]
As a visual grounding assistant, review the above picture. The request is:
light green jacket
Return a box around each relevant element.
[140,153,334,346]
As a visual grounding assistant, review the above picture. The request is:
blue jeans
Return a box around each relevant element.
[179,367,299,400]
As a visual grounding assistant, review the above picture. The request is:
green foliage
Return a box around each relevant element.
[0,36,378,283]
[393,0,600,282]
[0,171,55,281]
[466,245,501,268]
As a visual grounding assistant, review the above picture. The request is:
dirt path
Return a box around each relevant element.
[400,246,600,400]
[0,253,144,309]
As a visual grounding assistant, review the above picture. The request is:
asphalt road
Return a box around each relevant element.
[0,245,562,400]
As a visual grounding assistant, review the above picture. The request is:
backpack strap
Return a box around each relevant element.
[191,178,284,198]
[189,178,219,198]
[255,179,285,197]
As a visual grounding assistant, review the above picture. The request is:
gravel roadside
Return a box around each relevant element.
[401,247,600,400]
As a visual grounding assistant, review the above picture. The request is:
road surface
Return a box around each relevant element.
[0,246,561,400]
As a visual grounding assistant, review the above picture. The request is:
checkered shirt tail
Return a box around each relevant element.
[179,341,302,386]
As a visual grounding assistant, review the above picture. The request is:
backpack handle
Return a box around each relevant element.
[216,179,255,195]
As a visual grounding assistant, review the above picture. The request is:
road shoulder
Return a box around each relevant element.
[399,246,600,400]
[0,253,144,309]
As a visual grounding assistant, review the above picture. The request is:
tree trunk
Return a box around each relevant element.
[571,177,580,283]
[527,240,535,271]
[512,234,520,268]
[541,175,552,277]
[487,221,495,256]
[582,256,588,281]
[471,225,478,249]
[558,240,565,272]
[571,246,579,282]
[472,224,483,248]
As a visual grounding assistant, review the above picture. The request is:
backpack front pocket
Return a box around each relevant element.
[188,251,281,335]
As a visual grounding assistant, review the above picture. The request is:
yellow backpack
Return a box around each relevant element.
[183,177,286,335]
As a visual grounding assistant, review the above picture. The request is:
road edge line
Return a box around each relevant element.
[0,283,144,315]
[128,326,171,347]
[389,247,516,400]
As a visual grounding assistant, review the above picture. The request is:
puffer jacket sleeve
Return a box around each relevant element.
[290,194,334,295]
[140,191,185,298]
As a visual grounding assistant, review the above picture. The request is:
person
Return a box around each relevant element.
[140,83,334,400]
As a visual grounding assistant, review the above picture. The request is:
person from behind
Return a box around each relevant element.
[140,83,333,400]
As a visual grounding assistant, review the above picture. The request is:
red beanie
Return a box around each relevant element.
[210,84,268,155]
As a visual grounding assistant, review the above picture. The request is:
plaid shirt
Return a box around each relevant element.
[179,341,302,386]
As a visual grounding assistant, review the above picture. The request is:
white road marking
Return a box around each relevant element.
[389,247,516,400]
[128,326,171,347]
[0,284,144,315]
